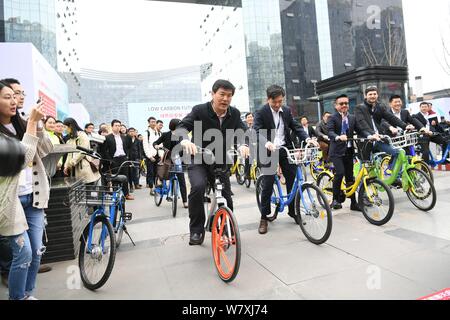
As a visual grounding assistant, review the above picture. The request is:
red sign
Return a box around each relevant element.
[38,90,56,118]
[418,288,450,300]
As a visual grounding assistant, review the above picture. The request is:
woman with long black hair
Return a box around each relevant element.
[0,81,53,300]
[63,118,101,185]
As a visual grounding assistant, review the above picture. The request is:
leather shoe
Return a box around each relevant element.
[258,219,268,235]
[135,185,142,190]
[38,264,52,273]
[331,200,342,210]
[287,211,299,225]
[350,203,362,212]
[125,195,135,200]
[189,233,205,246]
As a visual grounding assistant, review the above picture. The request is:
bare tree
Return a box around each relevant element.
[361,9,407,66]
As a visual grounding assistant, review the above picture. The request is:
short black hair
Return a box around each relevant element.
[169,119,181,131]
[128,127,136,132]
[0,78,20,86]
[245,112,253,118]
[55,120,63,124]
[389,95,402,103]
[266,85,286,100]
[111,119,121,127]
[420,102,429,107]
[148,116,156,123]
[365,86,379,95]
[157,120,163,124]
[323,111,331,115]
[212,79,235,96]
[428,102,433,106]
[85,123,94,129]
[300,116,308,121]
[335,94,349,102]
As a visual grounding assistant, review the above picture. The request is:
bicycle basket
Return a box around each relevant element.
[286,147,320,165]
[389,132,419,149]
[74,185,121,208]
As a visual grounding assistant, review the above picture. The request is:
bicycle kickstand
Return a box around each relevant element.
[123,226,136,246]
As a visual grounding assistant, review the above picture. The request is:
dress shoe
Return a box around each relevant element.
[183,202,189,209]
[350,203,362,212]
[392,178,403,189]
[1,273,8,288]
[125,195,135,200]
[331,200,342,210]
[258,219,268,235]
[189,233,205,246]
[38,264,52,273]
[287,211,299,224]
[149,188,155,196]
[135,185,142,190]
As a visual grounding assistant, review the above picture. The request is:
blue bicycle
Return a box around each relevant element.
[154,151,184,218]
[422,128,450,168]
[74,146,137,290]
[255,146,332,245]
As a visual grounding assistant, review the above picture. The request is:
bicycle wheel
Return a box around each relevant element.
[413,159,434,183]
[358,178,394,226]
[211,206,241,283]
[114,198,125,248]
[172,179,178,218]
[255,175,280,221]
[236,164,245,185]
[316,171,333,197]
[154,177,164,207]
[79,215,116,290]
[379,156,392,180]
[405,168,436,211]
[254,167,261,185]
[295,183,332,245]
[244,176,251,188]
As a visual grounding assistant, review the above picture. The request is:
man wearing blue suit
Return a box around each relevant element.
[327,94,371,211]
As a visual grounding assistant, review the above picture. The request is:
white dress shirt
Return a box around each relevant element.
[271,107,285,147]
[113,133,126,158]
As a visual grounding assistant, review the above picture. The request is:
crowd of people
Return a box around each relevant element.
[1,76,449,299]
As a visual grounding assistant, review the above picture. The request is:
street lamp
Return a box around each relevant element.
[310,80,321,120]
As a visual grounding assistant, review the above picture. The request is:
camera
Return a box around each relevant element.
[0,134,25,177]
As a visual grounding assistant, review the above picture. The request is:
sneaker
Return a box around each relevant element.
[24,295,38,300]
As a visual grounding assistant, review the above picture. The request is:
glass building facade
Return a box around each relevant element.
[0,0,57,68]
[242,0,285,111]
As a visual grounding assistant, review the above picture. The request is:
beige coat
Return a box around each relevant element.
[64,131,101,184]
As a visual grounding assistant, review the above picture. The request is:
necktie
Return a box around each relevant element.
[341,116,349,135]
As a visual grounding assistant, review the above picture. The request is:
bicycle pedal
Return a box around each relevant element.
[124,212,133,221]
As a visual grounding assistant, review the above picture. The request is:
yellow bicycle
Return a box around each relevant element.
[243,159,261,188]
[316,138,395,226]
[228,150,245,185]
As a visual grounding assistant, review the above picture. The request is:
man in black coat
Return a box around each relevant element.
[176,80,250,246]
[413,102,448,163]
[328,95,371,210]
[253,85,317,235]
[354,86,414,171]
[103,119,133,200]
[127,127,143,192]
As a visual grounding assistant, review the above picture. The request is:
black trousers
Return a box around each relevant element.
[112,156,130,196]
[330,150,356,203]
[128,162,140,188]
[146,159,156,188]
[259,148,297,219]
[187,164,233,234]
[419,135,448,163]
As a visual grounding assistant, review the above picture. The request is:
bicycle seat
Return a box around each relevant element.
[107,175,128,184]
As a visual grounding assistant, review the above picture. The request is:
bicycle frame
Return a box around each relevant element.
[377,149,418,192]
[428,145,450,167]
[205,174,229,233]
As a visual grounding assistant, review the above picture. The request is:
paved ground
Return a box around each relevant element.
[2,171,450,300]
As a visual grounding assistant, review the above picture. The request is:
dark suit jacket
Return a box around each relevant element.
[103,133,131,160]
[354,100,407,136]
[253,104,309,149]
[128,136,143,160]
[176,102,247,158]
[327,112,370,159]
[413,112,444,133]
[381,109,423,136]
[153,131,182,152]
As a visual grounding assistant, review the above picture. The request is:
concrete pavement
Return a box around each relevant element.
[1,171,450,300]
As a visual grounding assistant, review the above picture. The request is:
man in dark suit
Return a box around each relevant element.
[354,86,414,171]
[104,119,134,200]
[413,102,448,163]
[127,127,143,193]
[177,80,250,246]
[328,95,371,210]
[253,85,317,234]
